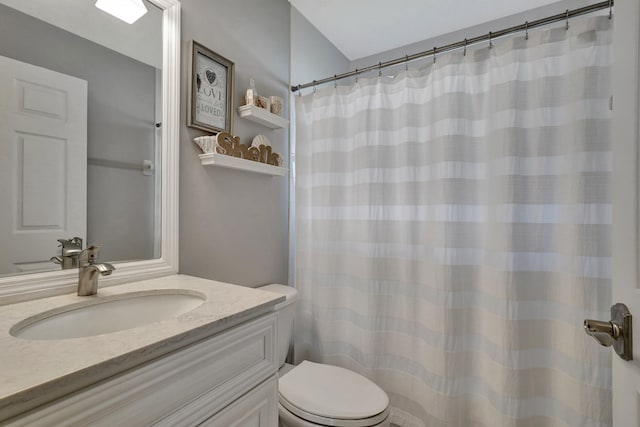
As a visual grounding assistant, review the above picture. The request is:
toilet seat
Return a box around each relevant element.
[279,361,389,427]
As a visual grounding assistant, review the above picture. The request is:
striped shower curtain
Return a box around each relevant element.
[294,16,612,427]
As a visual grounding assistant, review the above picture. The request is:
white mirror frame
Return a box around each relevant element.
[0,0,180,305]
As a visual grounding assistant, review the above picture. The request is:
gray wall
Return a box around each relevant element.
[290,7,350,89]
[0,4,157,264]
[289,6,350,283]
[350,0,593,78]
[179,0,291,287]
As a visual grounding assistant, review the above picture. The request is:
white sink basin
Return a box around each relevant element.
[10,290,206,340]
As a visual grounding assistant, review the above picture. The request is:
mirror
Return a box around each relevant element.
[0,0,179,303]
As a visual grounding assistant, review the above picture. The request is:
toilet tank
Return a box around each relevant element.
[258,284,297,368]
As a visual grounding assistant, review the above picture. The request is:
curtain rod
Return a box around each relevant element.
[291,0,613,93]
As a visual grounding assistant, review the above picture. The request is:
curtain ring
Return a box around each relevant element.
[355,69,359,83]
[378,62,382,77]
[405,55,409,71]
[334,75,337,89]
[463,38,467,56]
[609,0,613,19]
[433,47,436,64]
[565,9,569,30]
[525,21,529,40]
[489,31,493,49]
[312,80,317,94]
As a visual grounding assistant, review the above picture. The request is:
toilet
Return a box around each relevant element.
[258,284,390,427]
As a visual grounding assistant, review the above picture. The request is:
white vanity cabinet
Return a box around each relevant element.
[6,313,278,427]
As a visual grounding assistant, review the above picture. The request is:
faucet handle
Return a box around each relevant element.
[57,237,83,249]
[86,244,101,259]
[80,245,102,265]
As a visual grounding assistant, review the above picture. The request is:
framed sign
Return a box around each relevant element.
[187,41,234,134]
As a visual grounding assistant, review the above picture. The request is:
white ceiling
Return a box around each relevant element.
[290,0,573,60]
[0,0,162,68]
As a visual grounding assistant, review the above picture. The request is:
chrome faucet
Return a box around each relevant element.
[77,245,115,296]
[50,237,83,270]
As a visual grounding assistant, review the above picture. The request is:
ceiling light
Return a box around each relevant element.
[95,0,147,24]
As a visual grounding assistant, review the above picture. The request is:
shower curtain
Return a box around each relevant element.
[294,16,612,427]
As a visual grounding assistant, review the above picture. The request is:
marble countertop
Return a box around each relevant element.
[0,274,284,422]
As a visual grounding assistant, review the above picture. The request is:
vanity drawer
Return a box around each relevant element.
[6,313,277,427]
[196,374,278,426]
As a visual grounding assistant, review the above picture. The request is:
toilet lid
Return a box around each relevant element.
[279,361,389,423]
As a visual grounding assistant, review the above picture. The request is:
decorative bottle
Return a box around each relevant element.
[246,78,257,106]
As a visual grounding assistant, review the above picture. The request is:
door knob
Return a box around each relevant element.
[584,303,632,361]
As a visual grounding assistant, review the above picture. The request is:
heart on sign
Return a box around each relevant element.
[205,69,217,85]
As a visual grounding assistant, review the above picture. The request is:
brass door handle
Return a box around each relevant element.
[584,303,632,361]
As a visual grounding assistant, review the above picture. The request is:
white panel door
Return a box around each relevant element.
[0,55,87,274]
[611,1,640,426]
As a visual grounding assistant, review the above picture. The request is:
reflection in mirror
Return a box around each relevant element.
[0,0,163,277]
